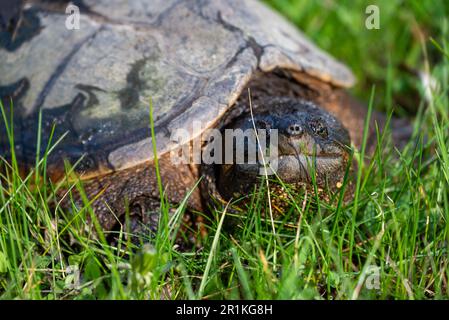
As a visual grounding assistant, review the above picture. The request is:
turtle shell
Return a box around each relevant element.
[0,0,354,179]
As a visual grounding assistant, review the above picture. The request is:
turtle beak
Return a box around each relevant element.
[266,120,351,185]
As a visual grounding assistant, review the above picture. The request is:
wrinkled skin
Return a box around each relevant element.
[216,98,351,200]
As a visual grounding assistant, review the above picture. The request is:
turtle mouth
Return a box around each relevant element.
[269,153,346,183]
[233,151,347,180]
[230,135,350,185]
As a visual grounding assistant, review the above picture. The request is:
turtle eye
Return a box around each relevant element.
[309,119,328,138]
[287,124,303,136]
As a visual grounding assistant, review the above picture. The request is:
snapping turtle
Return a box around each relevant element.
[0,0,410,235]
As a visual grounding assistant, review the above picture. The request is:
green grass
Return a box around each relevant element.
[0,1,448,299]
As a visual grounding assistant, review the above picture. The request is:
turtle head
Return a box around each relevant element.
[216,98,351,199]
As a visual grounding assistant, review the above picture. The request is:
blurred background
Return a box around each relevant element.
[265,0,448,117]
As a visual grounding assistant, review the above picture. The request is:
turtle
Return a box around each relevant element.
[0,0,411,239]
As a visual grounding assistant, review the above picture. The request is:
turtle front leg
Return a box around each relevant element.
[61,154,203,247]
[112,195,163,245]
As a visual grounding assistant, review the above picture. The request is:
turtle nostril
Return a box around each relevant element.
[288,124,303,136]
